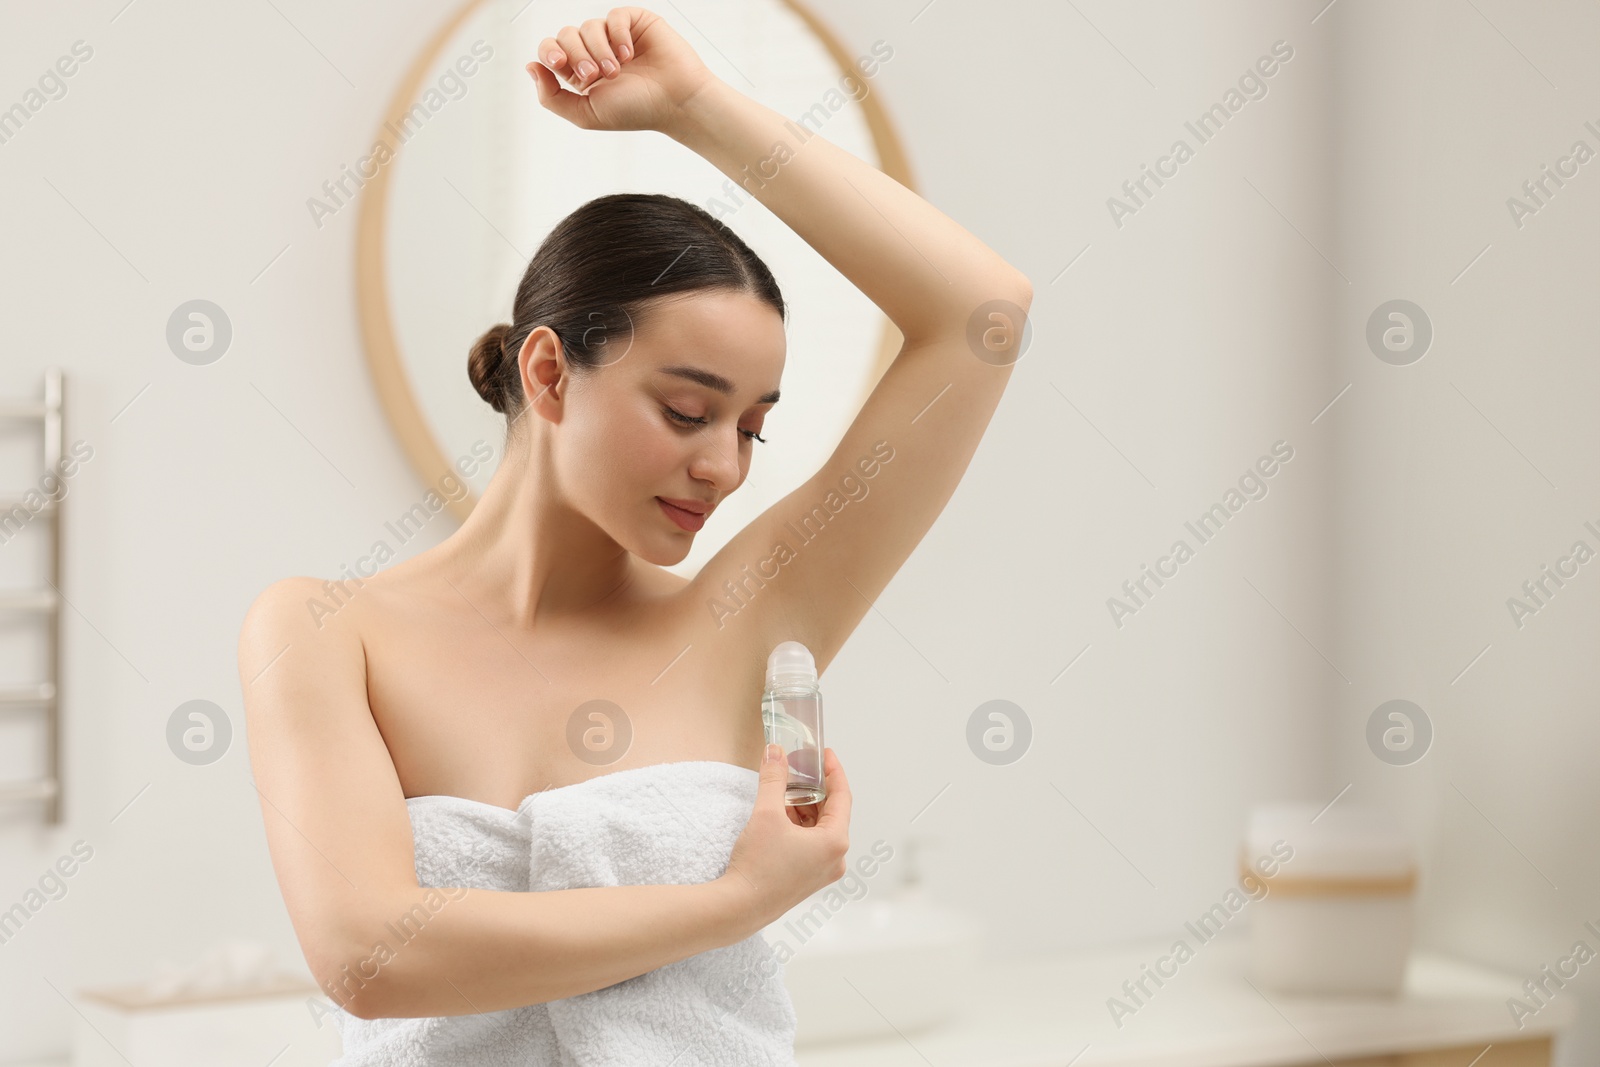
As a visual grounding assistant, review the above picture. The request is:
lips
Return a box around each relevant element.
[657,497,711,532]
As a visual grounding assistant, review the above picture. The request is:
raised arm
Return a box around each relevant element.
[670,70,1032,671]
[531,9,1033,672]
[238,577,818,1018]
[664,75,1030,345]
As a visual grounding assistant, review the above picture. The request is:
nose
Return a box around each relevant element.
[685,424,745,493]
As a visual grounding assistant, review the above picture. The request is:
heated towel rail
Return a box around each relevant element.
[0,369,65,824]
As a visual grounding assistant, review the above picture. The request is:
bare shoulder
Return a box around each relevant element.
[236,575,371,725]
[239,575,360,653]
[239,563,421,652]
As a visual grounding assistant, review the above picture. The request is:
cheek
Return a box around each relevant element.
[632,417,687,479]
[554,402,641,504]
[601,404,687,497]
[630,444,679,494]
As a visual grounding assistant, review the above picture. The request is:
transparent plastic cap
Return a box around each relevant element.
[766,641,817,687]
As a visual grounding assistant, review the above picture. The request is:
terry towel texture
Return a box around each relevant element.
[329,760,798,1067]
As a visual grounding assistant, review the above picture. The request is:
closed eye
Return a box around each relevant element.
[664,406,767,444]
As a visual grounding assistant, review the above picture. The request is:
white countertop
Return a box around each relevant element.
[794,931,1576,1067]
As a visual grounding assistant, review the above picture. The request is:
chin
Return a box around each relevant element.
[632,532,693,568]
[660,539,695,567]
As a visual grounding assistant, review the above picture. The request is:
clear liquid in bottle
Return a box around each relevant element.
[761,641,825,806]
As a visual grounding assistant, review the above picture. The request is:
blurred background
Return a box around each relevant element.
[0,0,1596,1064]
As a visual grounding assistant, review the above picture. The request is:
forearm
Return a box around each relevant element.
[323,875,759,1019]
[666,77,1030,344]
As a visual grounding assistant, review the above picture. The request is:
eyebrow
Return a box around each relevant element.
[658,364,780,405]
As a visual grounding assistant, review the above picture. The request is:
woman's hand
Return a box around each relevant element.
[722,745,852,931]
[528,7,718,135]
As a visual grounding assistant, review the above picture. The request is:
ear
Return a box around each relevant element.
[517,326,567,422]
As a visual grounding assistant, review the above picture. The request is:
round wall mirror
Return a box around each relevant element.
[357,0,913,578]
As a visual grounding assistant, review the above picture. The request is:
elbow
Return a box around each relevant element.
[1005,269,1033,309]
[309,918,400,1021]
[312,948,393,1021]
[974,262,1032,311]
[310,888,462,1020]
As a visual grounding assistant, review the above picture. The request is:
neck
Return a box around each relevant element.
[433,428,636,630]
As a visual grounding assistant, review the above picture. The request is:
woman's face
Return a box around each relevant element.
[544,289,787,566]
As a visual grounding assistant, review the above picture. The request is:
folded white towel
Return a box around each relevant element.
[526,760,798,1066]
[328,760,796,1066]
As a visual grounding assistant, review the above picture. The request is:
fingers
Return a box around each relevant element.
[579,18,621,80]
[533,27,591,90]
[788,802,818,827]
[606,8,636,63]
[814,748,852,831]
[535,34,569,77]
[539,10,642,91]
[555,26,595,88]
[758,743,789,809]
[549,15,630,91]
[526,61,591,128]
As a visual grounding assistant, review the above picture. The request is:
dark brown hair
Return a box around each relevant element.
[467,192,786,422]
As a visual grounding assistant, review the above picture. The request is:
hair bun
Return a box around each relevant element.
[467,322,514,413]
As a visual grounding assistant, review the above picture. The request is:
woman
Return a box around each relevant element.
[238,6,1031,1061]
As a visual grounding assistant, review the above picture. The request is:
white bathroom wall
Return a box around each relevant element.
[0,4,507,1059]
[3,0,1587,1063]
[837,0,1339,960]
[1325,3,1600,1064]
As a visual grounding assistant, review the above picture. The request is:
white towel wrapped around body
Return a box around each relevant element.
[329,759,797,1066]
[527,760,798,1065]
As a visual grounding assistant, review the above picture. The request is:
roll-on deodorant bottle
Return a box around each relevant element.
[761,641,826,805]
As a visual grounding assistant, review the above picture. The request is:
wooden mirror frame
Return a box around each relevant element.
[356,0,916,525]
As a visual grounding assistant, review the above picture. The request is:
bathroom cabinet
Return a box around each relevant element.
[794,932,1573,1067]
